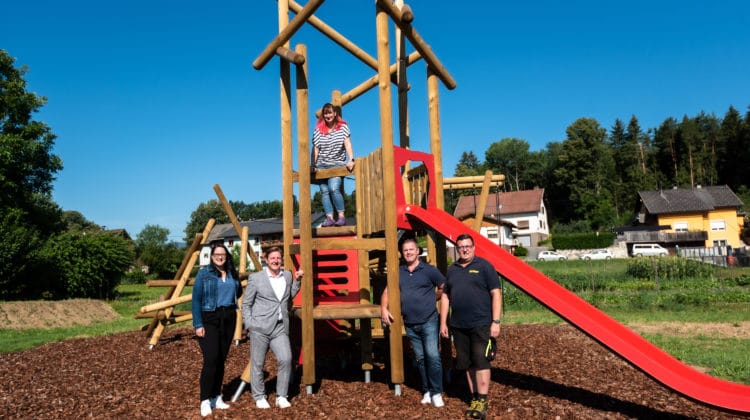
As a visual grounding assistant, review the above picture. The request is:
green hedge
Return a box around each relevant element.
[551,232,615,250]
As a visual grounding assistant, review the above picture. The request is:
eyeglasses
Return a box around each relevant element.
[212,253,227,259]
[457,245,474,250]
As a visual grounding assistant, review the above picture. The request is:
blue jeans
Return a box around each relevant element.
[405,313,443,395]
[316,163,346,216]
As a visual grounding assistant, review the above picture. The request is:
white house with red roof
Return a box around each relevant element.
[452,188,549,248]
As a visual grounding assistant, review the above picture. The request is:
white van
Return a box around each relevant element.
[631,243,668,257]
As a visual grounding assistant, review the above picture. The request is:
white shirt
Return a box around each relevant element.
[266,268,286,320]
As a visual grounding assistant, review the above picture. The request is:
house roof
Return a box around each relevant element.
[638,185,743,215]
[206,213,325,242]
[453,188,545,219]
[103,228,132,240]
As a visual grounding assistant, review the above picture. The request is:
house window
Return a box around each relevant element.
[710,220,726,231]
[673,222,688,232]
[517,220,529,229]
[713,239,727,248]
[485,227,498,239]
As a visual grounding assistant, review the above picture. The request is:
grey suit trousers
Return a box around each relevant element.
[249,320,293,401]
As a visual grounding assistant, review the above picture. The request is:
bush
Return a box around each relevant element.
[551,232,615,250]
[37,231,134,299]
[513,245,528,257]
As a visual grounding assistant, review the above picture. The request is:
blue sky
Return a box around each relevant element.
[3,0,749,241]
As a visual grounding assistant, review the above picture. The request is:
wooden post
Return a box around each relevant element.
[234,226,249,343]
[376,3,404,388]
[395,0,409,149]
[279,0,294,274]
[471,170,494,233]
[295,43,316,389]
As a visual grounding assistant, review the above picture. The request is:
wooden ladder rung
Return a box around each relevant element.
[293,303,381,320]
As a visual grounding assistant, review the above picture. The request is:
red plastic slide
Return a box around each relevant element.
[400,204,750,413]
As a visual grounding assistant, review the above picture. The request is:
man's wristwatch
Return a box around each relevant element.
[492,319,501,324]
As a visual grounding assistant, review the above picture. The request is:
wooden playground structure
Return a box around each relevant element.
[136,0,476,398]
[133,2,750,414]
[260,0,456,396]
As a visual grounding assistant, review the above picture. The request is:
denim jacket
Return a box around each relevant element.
[191,265,242,329]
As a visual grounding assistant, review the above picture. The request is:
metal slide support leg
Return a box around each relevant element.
[394,384,402,396]
[231,381,247,402]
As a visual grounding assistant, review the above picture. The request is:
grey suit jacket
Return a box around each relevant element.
[242,269,301,336]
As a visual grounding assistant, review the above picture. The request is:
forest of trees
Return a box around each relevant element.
[451,108,750,232]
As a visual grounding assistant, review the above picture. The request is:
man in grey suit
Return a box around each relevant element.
[242,246,303,409]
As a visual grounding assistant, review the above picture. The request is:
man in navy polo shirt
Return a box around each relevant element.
[440,233,502,419]
[381,236,446,408]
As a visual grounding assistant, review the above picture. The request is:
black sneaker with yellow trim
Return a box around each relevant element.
[468,397,487,419]
[464,398,479,417]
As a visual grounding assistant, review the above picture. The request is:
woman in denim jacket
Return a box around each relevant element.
[192,243,242,417]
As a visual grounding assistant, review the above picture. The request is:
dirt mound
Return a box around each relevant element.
[0,299,120,329]
[0,324,742,419]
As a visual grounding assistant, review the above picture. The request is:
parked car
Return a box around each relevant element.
[580,249,613,260]
[631,243,668,257]
[538,250,567,261]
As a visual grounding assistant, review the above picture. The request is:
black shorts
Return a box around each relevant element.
[452,325,491,370]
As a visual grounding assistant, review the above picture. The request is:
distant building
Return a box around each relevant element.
[200,213,326,268]
[103,228,132,241]
[452,188,549,248]
[618,185,746,250]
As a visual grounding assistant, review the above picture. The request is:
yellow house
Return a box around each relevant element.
[636,185,745,249]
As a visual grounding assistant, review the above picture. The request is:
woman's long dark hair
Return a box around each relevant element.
[210,243,239,280]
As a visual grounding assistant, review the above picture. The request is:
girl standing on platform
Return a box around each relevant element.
[311,102,355,227]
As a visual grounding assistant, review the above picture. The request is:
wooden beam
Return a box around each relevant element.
[472,170,494,232]
[289,238,385,254]
[213,183,264,271]
[339,51,421,108]
[444,174,505,185]
[275,46,305,65]
[292,304,381,320]
[293,160,359,182]
[443,182,505,190]
[147,279,196,287]
[140,293,192,314]
[288,0,377,70]
[252,0,325,70]
[134,310,191,320]
[375,0,456,90]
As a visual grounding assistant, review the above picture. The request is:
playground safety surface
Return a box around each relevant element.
[0,324,744,419]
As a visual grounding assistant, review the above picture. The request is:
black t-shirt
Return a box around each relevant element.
[445,256,499,329]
